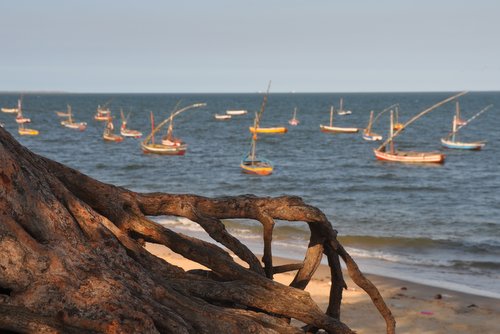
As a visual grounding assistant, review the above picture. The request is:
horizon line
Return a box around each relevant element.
[0,89,498,95]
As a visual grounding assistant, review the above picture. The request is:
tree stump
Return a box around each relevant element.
[0,128,395,333]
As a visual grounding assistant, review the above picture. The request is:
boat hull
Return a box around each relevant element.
[18,128,39,136]
[16,117,31,124]
[214,114,232,120]
[249,126,288,134]
[62,121,87,131]
[1,108,19,114]
[226,110,247,116]
[374,149,445,163]
[441,138,485,150]
[103,134,123,142]
[320,125,359,133]
[141,143,187,155]
[362,132,382,141]
[121,129,142,138]
[288,119,299,126]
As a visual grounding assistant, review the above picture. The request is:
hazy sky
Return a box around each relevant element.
[1,0,499,93]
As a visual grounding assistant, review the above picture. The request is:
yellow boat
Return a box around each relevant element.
[249,126,287,134]
[18,125,39,136]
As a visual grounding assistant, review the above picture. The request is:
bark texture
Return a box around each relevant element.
[0,128,395,333]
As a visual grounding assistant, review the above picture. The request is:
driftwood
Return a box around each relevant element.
[0,127,395,334]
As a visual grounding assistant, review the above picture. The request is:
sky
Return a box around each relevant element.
[0,0,499,93]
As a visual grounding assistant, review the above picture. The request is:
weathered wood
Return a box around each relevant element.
[0,127,395,333]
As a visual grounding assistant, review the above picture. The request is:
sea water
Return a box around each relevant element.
[1,91,498,298]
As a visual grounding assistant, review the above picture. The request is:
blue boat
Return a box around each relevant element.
[441,103,492,151]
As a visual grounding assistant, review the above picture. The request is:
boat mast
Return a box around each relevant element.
[150,111,155,145]
[339,98,343,113]
[255,81,272,129]
[389,110,395,153]
[67,105,73,123]
[446,104,493,140]
[451,115,457,142]
[366,110,374,133]
[329,106,334,127]
[376,91,468,151]
[249,113,258,162]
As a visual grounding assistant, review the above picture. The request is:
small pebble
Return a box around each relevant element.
[434,294,442,300]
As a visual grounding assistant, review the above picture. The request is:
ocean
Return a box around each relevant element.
[1,91,499,299]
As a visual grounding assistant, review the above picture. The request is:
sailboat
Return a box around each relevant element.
[18,123,39,136]
[374,91,468,163]
[102,116,123,142]
[94,99,112,121]
[362,110,382,141]
[141,103,206,155]
[15,99,31,124]
[320,106,359,133]
[288,107,299,126]
[248,86,287,134]
[59,105,87,131]
[441,104,492,150]
[362,104,399,141]
[120,109,142,138]
[337,98,352,115]
[240,82,273,176]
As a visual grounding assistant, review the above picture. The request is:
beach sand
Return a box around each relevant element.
[146,243,499,333]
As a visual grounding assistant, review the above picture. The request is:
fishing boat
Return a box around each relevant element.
[337,98,352,115]
[15,100,31,124]
[226,109,248,116]
[441,104,492,150]
[60,105,87,131]
[102,117,123,142]
[247,90,287,134]
[94,100,112,121]
[362,110,382,141]
[18,123,39,136]
[249,126,288,134]
[241,82,273,176]
[214,113,232,120]
[320,106,359,133]
[374,91,468,164]
[1,99,20,114]
[362,103,400,141]
[141,103,206,155]
[288,107,299,126]
[119,109,142,138]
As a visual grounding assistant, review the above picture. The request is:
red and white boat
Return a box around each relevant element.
[59,105,87,131]
[15,100,31,124]
[94,100,112,121]
[288,107,299,126]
